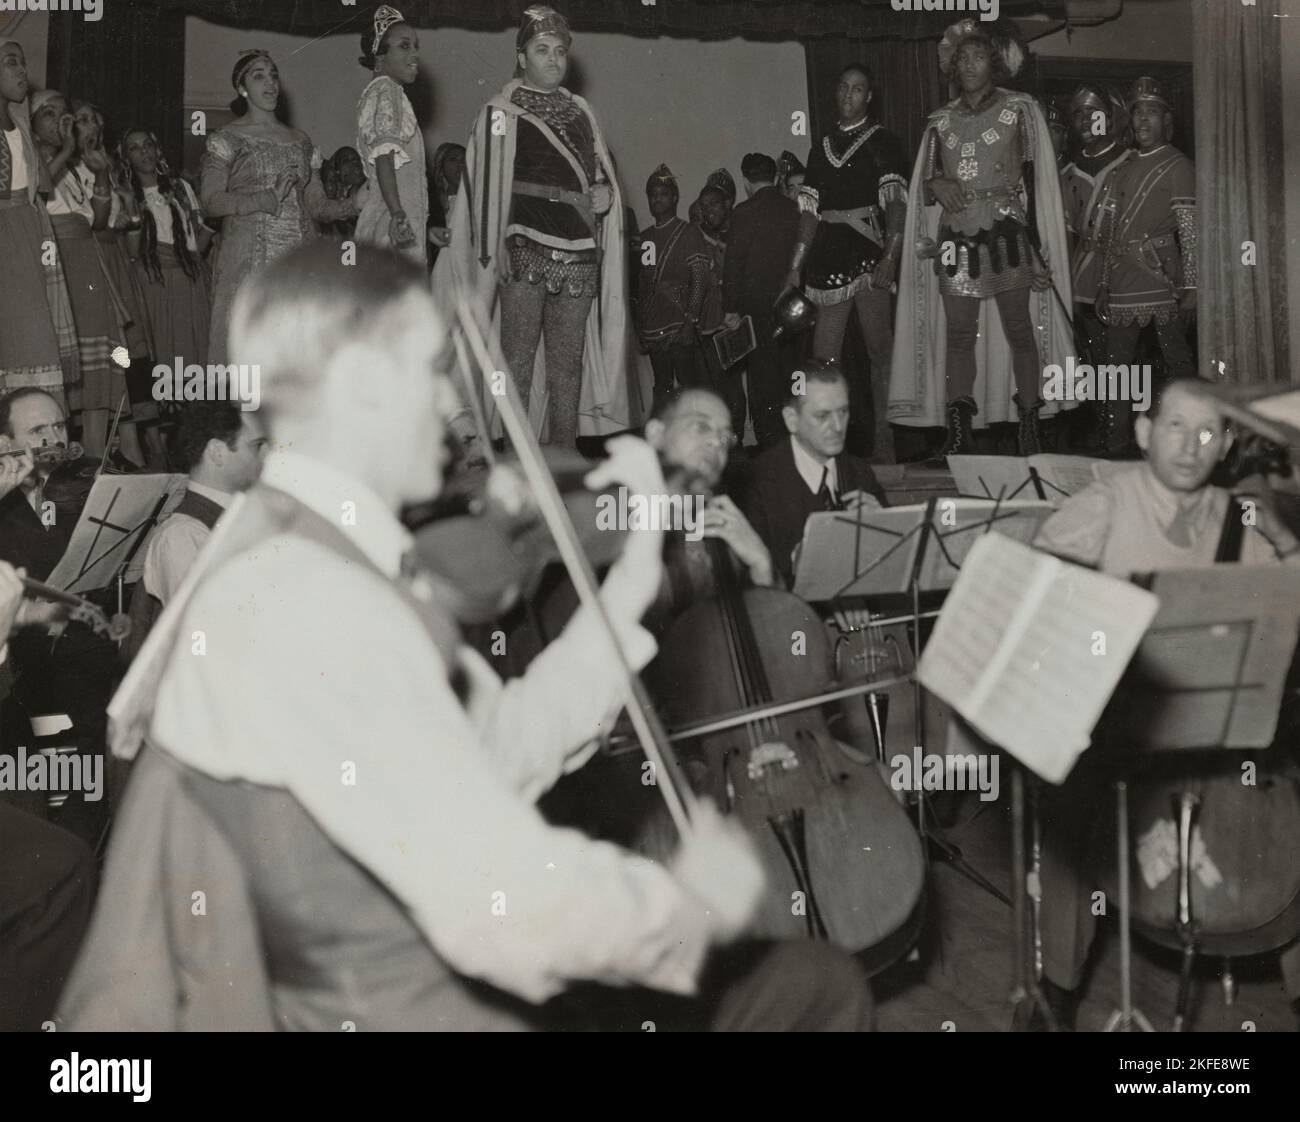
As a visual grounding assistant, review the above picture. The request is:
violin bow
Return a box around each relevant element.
[454,298,697,837]
[98,391,130,476]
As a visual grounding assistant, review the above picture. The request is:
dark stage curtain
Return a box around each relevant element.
[45,4,187,165]
[145,0,1068,39]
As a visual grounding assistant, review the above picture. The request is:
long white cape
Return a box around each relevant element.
[888,90,1078,428]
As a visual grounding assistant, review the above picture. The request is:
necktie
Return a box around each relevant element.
[817,465,840,512]
[1166,500,1198,548]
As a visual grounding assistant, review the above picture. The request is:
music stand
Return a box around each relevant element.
[1094,566,1300,1031]
[792,496,1054,907]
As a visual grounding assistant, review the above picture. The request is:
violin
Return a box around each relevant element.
[19,572,131,641]
[406,447,627,625]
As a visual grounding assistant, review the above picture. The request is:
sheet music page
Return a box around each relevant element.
[946,455,1032,501]
[1027,454,1107,500]
[920,535,1158,783]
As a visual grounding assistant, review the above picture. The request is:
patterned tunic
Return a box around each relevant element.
[922,87,1038,299]
[355,75,428,266]
[504,85,600,297]
[798,119,908,304]
[635,215,709,348]
[1059,140,1127,305]
[1095,144,1197,327]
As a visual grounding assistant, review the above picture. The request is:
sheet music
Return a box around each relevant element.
[947,454,1106,507]
[919,499,1054,589]
[44,473,189,595]
[919,534,1159,783]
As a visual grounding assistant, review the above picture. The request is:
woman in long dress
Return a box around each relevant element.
[31,89,143,464]
[0,39,79,407]
[202,49,360,364]
[354,6,428,267]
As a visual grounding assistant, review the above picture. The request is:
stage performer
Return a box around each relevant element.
[783,63,909,463]
[432,5,629,449]
[889,19,1075,459]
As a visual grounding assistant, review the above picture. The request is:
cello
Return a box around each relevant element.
[649,534,926,962]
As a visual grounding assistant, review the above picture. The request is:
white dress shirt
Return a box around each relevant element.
[790,434,837,501]
[146,450,709,1005]
[141,481,233,605]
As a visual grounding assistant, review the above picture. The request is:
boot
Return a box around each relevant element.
[928,395,977,467]
[1014,393,1044,457]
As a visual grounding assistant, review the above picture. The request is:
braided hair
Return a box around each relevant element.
[116,127,201,284]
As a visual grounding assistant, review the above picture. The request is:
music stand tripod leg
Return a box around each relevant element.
[1104,779,1155,1032]
[1010,764,1059,1030]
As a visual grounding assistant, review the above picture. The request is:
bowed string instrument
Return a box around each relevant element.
[451,300,925,963]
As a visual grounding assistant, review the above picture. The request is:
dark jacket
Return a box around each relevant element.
[738,437,887,588]
[721,184,799,320]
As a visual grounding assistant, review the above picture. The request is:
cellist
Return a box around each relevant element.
[60,241,873,1032]
[1031,376,1300,1028]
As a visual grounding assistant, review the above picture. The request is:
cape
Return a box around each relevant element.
[431,80,634,440]
[888,89,1077,428]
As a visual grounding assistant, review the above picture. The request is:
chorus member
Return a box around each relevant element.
[118,127,214,393]
[1094,78,1196,385]
[724,153,800,449]
[890,20,1074,459]
[433,6,627,449]
[202,49,359,364]
[321,146,367,240]
[32,91,141,465]
[60,240,871,1031]
[427,141,463,257]
[636,164,710,418]
[739,361,886,589]
[0,41,78,407]
[1059,84,1130,454]
[777,150,806,202]
[785,65,908,463]
[354,6,427,266]
[690,184,745,437]
[1030,378,1300,1027]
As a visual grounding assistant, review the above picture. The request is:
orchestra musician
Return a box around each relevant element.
[1030,377,1300,1028]
[59,240,872,1032]
[738,360,887,590]
[0,388,79,581]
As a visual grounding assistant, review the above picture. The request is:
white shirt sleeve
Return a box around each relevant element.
[142,515,210,606]
[152,540,710,1004]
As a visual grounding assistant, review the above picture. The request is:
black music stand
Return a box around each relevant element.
[792,496,1053,908]
[1094,566,1300,1031]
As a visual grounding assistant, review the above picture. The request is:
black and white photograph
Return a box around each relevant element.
[1,0,1298,1088]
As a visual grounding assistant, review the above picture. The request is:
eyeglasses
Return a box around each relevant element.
[679,416,738,449]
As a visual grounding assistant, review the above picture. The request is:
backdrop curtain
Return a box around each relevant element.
[1192,0,1290,386]
[45,5,187,166]
[146,0,1069,40]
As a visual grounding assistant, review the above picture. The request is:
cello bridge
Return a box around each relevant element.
[748,741,799,781]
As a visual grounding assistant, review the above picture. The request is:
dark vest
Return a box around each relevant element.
[63,484,515,1029]
[122,488,228,666]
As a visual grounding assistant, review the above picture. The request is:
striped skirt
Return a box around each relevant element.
[0,193,79,409]
[50,212,129,415]
[131,245,212,420]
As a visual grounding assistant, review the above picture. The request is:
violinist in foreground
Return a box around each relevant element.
[59,240,872,1032]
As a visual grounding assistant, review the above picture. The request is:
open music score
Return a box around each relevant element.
[918,534,1159,784]
[791,498,1054,602]
[947,453,1123,506]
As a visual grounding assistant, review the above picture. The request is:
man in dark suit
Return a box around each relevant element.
[0,389,76,582]
[739,361,887,588]
[722,153,801,448]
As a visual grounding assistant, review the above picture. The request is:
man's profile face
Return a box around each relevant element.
[379,290,458,506]
[1136,384,1233,494]
[219,413,269,494]
[650,390,732,492]
[785,378,849,460]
